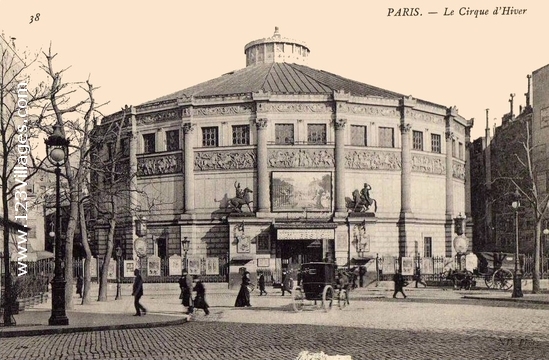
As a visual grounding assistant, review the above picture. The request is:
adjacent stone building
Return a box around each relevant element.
[90,28,472,285]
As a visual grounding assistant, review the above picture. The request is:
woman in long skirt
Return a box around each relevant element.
[235,271,253,307]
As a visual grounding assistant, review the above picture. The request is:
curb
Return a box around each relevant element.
[0,316,188,338]
[462,296,549,305]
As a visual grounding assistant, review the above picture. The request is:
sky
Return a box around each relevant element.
[1,0,547,141]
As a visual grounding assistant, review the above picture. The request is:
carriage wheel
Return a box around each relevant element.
[337,289,348,309]
[484,275,494,289]
[292,287,304,312]
[322,285,334,312]
[492,269,513,290]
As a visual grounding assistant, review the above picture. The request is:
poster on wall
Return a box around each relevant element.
[382,255,396,274]
[271,172,332,212]
[107,260,116,280]
[124,260,136,277]
[188,257,201,275]
[401,257,414,275]
[169,255,182,276]
[206,257,219,275]
[422,258,434,274]
[147,256,161,276]
[87,257,97,279]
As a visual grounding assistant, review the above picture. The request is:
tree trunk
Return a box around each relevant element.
[63,191,79,310]
[79,200,92,305]
[98,218,116,301]
[532,221,541,293]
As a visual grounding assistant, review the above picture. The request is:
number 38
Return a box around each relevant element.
[29,13,40,24]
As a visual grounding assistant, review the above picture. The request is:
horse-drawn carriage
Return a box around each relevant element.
[292,262,354,312]
[474,252,523,290]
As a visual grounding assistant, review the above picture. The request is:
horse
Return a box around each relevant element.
[347,189,377,212]
[227,187,253,212]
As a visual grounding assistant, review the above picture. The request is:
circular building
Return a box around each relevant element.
[91,28,473,285]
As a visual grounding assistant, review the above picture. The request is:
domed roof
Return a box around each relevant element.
[144,62,432,104]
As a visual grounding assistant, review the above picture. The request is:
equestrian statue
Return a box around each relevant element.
[227,181,253,213]
[346,183,377,213]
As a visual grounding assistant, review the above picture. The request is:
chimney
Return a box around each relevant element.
[509,93,515,118]
[525,74,532,109]
[485,109,491,147]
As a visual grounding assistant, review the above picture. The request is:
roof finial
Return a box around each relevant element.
[273,26,280,38]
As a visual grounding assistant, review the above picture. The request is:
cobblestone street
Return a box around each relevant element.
[1,286,548,360]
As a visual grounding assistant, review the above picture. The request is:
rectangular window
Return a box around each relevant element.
[452,139,456,157]
[142,133,156,154]
[378,127,394,148]
[232,125,250,145]
[351,125,367,146]
[275,124,294,144]
[459,142,464,160]
[166,129,180,151]
[120,138,130,157]
[202,127,218,147]
[307,124,327,144]
[431,134,441,153]
[106,143,114,160]
[412,130,423,151]
[424,237,433,257]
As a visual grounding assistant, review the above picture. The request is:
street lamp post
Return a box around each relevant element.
[115,245,122,300]
[181,237,190,270]
[45,124,70,325]
[511,196,523,298]
[542,228,549,280]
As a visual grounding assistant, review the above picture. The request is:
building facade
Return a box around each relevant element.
[91,29,472,285]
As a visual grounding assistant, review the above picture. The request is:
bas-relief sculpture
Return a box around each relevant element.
[345,150,401,170]
[136,109,179,125]
[267,149,335,168]
[411,155,445,175]
[137,154,182,176]
[195,150,256,171]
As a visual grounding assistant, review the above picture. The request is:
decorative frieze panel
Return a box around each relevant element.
[257,102,333,113]
[195,149,256,171]
[136,109,180,125]
[268,148,335,168]
[339,104,398,118]
[137,153,183,176]
[452,162,465,180]
[193,104,254,117]
[136,99,178,112]
[345,150,401,170]
[411,154,445,175]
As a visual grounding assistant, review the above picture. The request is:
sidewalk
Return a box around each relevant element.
[0,282,190,338]
[2,281,547,338]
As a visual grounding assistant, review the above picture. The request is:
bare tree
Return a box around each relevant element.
[492,114,549,293]
[1,35,47,325]
[37,45,104,308]
[89,107,160,301]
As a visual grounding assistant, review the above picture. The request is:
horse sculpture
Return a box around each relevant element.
[227,186,253,213]
[346,189,377,213]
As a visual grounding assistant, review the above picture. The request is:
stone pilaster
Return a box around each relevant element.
[464,123,473,252]
[334,118,347,214]
[256,118,269,213]
[445,107,458,256]
[183,123,195,214]
[398,97,415,258]
[128,105,139,261]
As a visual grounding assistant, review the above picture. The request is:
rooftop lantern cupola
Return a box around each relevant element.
[244,26,310,67]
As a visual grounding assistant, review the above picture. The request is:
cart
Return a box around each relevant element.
[475,252,523,290]
[292,262,349,312]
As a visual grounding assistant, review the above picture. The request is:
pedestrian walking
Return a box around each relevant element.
[258,272,267,296]
[178,269,194,314]
[281,270,292,296]
[414,266,427,288]
[76,275,83,298]
[235,270,253,307]
[192,276,210,315]
[359,266,366,287]
[132,269,147,316]
[392,270,407,299]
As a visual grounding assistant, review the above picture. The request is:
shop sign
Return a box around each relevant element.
[277,229,334,240]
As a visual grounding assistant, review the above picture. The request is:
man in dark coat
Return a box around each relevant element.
[178,269,194,314]
[281,270,292,296]
[132,269,147,316]
[192,276,210,315]
[392,270,407,299]
[258,272,267,296]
